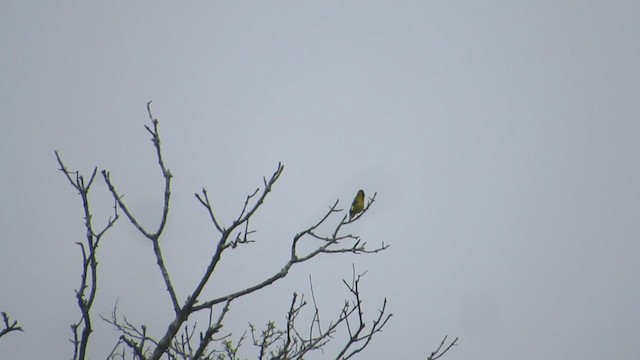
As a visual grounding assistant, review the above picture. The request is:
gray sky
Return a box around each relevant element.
[2,1,640,359]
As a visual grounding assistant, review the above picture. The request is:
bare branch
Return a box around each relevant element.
[120,335,147,360]
[0,312,23,339]
[247,268,391,360]
[148,162,284,359]
[193,193,386,314]
[101,303,157,360]
[307,275,323,341]
[100,103,180,315]
[192,300,233,359]
[195,189,224,233]
[335,268,392,359]
[427,335,459,360]
[55,151,119,360]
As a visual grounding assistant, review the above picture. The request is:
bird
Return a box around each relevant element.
[349,190,365,220]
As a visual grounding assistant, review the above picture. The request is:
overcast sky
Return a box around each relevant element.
[2,1,640,359]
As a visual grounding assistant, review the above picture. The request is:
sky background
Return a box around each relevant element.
[2,1,640,359]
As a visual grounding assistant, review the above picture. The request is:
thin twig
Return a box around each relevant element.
[427,335,459,360]
[0,312,23,339]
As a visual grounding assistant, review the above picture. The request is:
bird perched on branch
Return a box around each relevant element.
[349,190,365,220]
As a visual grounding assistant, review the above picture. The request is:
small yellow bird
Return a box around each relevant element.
[349,190,365,220]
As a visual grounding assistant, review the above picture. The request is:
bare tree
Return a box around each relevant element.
[54,102,457,359]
